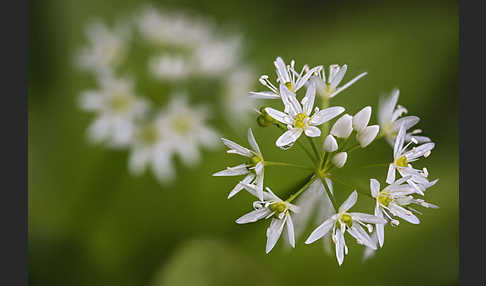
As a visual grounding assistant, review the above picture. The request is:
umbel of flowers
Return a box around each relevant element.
[213,57,438,265]
[76,5,257,184]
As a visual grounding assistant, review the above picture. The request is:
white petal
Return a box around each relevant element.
[394,116,420,131]
[274,57,290,83]
[286,215,296,248]
[405,143,435,160]
[228,173,255,199]
[331,72,367,98]
[378,89,399,124]
[302,82,316,115]
[79,91,103,111]
[332,152,347,168]
[247,128,261,154]
[357,125,380,147]
[249,91,280,99]
[329,64,347,90]
[330,114,353,138]
[335,229,345,266]
[352,106,371,132]
[375,206,385,247]
[264,107,294,125]
[390,204,420,224]
[236,208,271,224]
[266,217,286,253]
[305,217,335,244]
[323,135,338,152]
[350,212,387,224]
[221,138,252,157]
[370,179,380,197]
[339,190,358,212]
[393,126,406,158]
[276,128,303,148]
[280,84,302,117]
[386,164,396,184]
[304,126,321,137]
[212,164,249,176]
[309,106,345,125]
[324,178,334,196]
[128,148,151,175]
[348,225,376,249]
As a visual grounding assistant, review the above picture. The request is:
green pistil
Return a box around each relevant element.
[269,201,287,215]
[377,192,392,207]
[285,82,294,92]
[109,95,133,112]
[395,155,408,167]
[339,213,353,228]
[250,155,261,165]
[294,113,308,129]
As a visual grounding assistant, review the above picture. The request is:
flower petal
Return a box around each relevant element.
[339,190,358,212]
[305,217,335,244]
[304,126,321,137]
[265,107,294,125]
[266,217,286,253]
[276,128,303,148]
[247,128,261,155]
[309,106,345,125]
[370,179,380,197]
[236,207,271,224]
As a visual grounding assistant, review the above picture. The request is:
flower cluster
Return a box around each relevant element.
[76,6,257,183]
[214,57,438,265]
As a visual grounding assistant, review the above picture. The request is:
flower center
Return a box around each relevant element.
[294,113,308,129]
[269,201,287,214]
[285,82,294,92]
[249,155,261,166]
[377,191,392,207]
[395,155,408,167]
[339,213,353,228]
[109,94,133,112]
[138,124,159,145]
[172,116,192,134]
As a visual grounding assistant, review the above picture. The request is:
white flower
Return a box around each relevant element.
[213,128,265,200]
[129,94,218,183]
[265,83,344,148]
[332,152,348,168]
[378,89,431,146]
[305,191,386,265]
[158,95,219,168]
[323,135,338,152]
[386,126,436,195]
[193,37,241,75]
[76,19,129,76]
[250,57,322,99]
[309,64,367,99]
[222,67,257,124]
[236,183,299,253]
[79,75,148,148]
[370,178,439,247]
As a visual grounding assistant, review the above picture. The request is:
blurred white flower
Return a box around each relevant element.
[378,89,431,146]
[305,191,386,265]
[223,67,257,124]
[309,64,367,99]
[194,37,241,76]
[265,83,344,148]
[213,128,265,200]
[79,75,149,148]
[76,19,130,76]
[236,183,299,254]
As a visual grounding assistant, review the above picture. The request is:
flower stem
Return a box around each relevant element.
[264,161,314,170]
[297,140,317,163]
[320,178,338,209]
[307,136,321,162]
[286,176,319,203]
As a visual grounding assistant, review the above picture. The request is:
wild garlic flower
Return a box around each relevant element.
[265,83,344,148]
[149,54,192,80]
[387,126,436,194]
[236,183,299,254]
[76,20,129,76]
[378,89,431,146]
[353,106,380,148]
[370,178,439,247]
[213,128,265,200]
[250,57,322,99]
[79,75,149,148]
[309,64,367,100]
[305,191,386,265]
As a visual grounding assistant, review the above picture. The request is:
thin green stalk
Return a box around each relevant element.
[307,136,321,162]
[297,140,317,163]
[320,178,338,209]
[286,176,319,203]
[264,161,314,170]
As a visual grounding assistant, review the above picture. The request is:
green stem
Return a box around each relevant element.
[320,178,338,209]
[264,161,314,170]
[307,136,321,162]
[286,176,319,203]
[297,140,317,163]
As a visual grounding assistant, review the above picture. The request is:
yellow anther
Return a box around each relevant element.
[269,202,287,214]
[395,155,408,167]
[377,192,392,207]
[340,213,353,228]
[285,82,294,92]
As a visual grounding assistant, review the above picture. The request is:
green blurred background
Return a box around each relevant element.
[28,0,458,285]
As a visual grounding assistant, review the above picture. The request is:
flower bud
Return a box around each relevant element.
[356,125,379,147]
[323,135,338,152]
[257,107,275,127]
[352,106,371,132]
[331,114,353,138]
[332,152,347,168]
